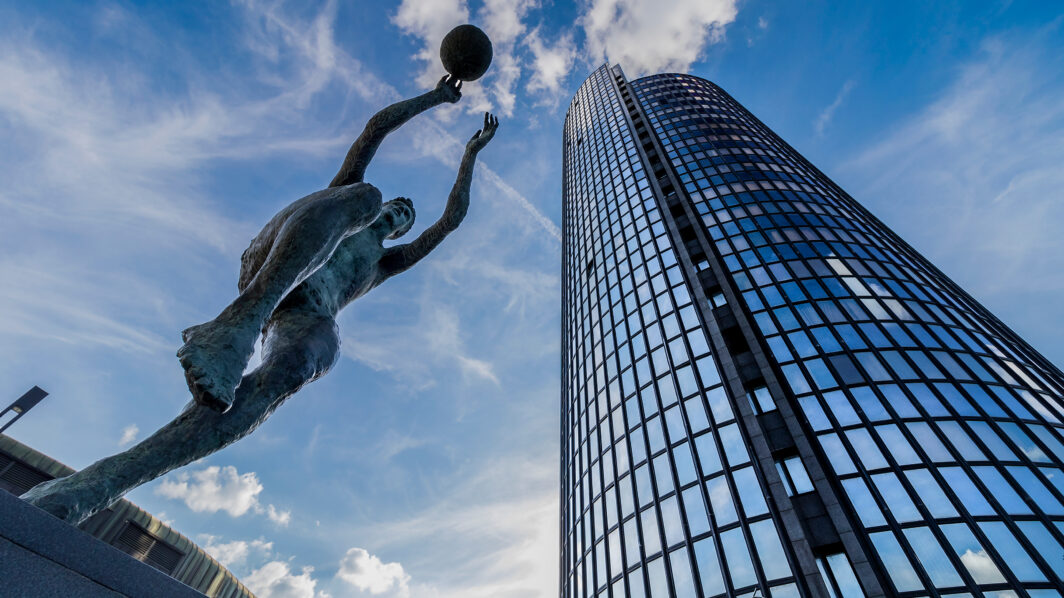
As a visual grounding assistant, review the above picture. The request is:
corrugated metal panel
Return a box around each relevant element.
[0,435,257,597]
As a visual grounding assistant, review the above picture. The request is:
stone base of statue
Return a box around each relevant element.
[0,490,205,597]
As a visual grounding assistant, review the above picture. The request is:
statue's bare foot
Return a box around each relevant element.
[177,321,255,412]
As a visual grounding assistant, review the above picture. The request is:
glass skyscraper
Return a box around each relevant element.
[561,64,1064,598]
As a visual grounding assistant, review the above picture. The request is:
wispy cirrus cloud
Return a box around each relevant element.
[843,26,1064,354]
[815,79,855,136]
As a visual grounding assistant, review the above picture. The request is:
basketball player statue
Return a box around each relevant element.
[23,26,497,524]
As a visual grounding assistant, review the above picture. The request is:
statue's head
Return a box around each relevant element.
[382,196,415,240]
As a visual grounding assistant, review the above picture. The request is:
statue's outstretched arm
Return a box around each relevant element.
[381,113,498,276]
[329,76,462,188]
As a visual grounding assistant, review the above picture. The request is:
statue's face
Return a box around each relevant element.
[383,198,415,240]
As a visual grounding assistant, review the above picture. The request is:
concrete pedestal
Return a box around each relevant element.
[0,490,205,597]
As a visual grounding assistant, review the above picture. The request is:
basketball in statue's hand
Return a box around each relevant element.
[440,24,493,81]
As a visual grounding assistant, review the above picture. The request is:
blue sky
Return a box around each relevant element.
[1,1,1062,597]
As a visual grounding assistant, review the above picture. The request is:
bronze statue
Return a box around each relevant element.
[22,71,499,523]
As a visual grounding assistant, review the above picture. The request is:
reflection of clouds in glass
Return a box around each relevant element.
[959,548,1006,584]
[1022,447,1050,462]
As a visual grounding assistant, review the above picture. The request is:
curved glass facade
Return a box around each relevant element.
[563,65,1064,598]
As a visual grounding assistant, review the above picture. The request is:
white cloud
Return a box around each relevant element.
[392,0,471,90]
[336,548,411,596]
[959,548,1005,584]
[119,424,139,446]
[478,0,538,117]
[157,465,264,516]
[266,504,293,526]
[580,0,739,76]
[156,465,290,524]
[245,561,321,598]
[525,27,577,100]
[199,534,274,569]
[815,79,855,136]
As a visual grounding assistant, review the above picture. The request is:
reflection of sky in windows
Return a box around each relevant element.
[624,71,1064,595]
[562,67,797,597]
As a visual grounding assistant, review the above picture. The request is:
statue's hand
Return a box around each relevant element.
[436,75,462,104]
[466,112,499,154]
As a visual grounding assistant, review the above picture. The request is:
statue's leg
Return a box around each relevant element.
[25,310,341,525]
[179,184,379,412]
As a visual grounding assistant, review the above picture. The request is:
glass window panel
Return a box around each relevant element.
[647,416,666,454]
[842,477,886,527]
[733,466,769,517]
[851,386,890,421]
[694,536,726,597]
[908,383,949,416]
[977,521,1046,582]
[695,431,723,477]
[721,528,757,589]
[939,523,1006,584]
[963,383,1007,417]
[705,386,734,422]
[1006,466,1064,515]
[684,396,709,433]
[935,383,978,416]
[829,354,865,386]
[871,472,921,523]
[820,433,857,475]
[902,526,962,587]
[800,395,832,431]
[784,456,814,493]
[823,390,861,426]
[664,405,686,443]
[750,519,791,581]
[870,531,924,592]
[770,583,801,598]
[719,423,750,466]
[879,384,919,417]
[935,421,985,461]
[674,442,697,487]
[905,422,952,462]
[636,463,654,508]
[647,556,668,598]
[825,553,864,598]
[938,467,994,516]
[624,517,641,567]
[1030,425,1064,462]
[653,453,674,496]
[631,426,648,464]
[706,476,738,526]
[806,358,838,389]
[641,507,662,557]
[1017,520,1064,580]
[968,421,1018,460]
[974,465,1031,514]
[999,422,1051,463]
[874,424,920,465]
[682,485,710,536]
[846,428,888,470]
[660,496,684,548]
[670,547,697,598]
[619,473,636,516]
[904,468,957,518]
